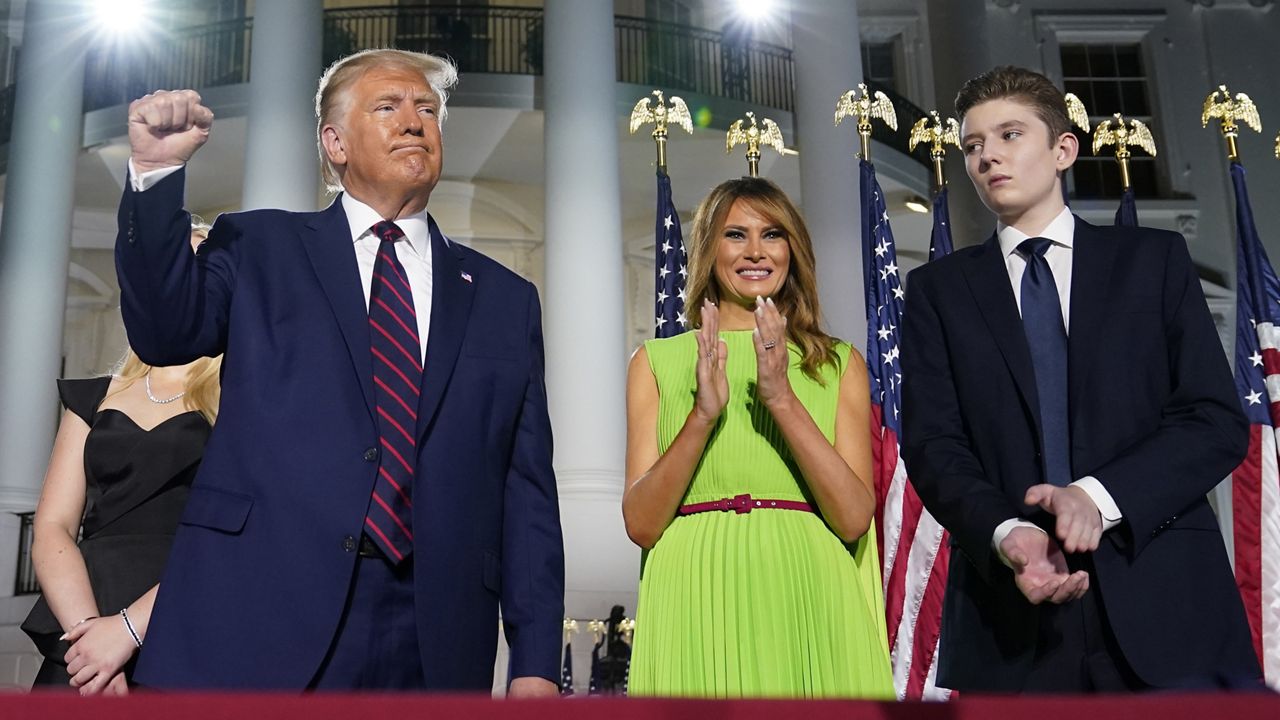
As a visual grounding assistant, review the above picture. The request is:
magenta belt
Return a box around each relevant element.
[678,493,814,516]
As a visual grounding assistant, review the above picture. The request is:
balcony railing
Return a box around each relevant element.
[615,15,794,113]
[0,5,929,168]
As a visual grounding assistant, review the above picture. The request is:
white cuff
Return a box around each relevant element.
[1071,475,1122,531]
[992,518,1045,569]
[128,159,183,192]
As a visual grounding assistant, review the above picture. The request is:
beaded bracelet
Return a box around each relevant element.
[120,608,142,648]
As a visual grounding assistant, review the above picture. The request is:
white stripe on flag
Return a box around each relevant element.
[890,511,945,698]
[882,454,909,599]
[921,635,950,700]
[1257,322,1280,351]
[1264,426,1280,688]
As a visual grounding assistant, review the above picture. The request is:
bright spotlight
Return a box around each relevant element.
[94,0,153,36]
[733,0,778,24]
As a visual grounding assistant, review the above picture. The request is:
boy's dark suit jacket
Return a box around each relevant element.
[901,217,1258,690]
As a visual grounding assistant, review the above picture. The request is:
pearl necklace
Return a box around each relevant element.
[144,370,186,404]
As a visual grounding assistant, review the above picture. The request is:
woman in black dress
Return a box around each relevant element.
[24,226,220,694]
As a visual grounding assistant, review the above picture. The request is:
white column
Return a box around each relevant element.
[926,0,992,250]
[241,0,323,211]
[790,2,866,348]
[0,0,88,518]
[542,0,638,619]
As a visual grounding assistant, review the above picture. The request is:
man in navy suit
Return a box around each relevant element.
[114,49,563,693]
[901,66,1258,691]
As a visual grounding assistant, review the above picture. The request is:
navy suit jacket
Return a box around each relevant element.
[900,217,1258,690]
[115,169,564,690]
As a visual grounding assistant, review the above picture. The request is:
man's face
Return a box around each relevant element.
[960,97,1074,227]
[323,66,443,208]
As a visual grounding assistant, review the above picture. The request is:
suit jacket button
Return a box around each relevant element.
[363,447,378,462]
[342,535,356,552]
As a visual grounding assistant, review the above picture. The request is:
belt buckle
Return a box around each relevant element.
[730,493,753,514]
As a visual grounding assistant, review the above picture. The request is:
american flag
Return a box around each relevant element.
[862,160,952,700]
[1115,187,1139,228]
[1228,160,1280,689]
[654,167,688,337]
[560,640,575,696]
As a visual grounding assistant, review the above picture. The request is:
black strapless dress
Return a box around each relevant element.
[23,376,211,687]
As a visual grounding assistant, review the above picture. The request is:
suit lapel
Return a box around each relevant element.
[417,217,474,438]
[1067,217,1116,423]
[300,197,376,420]
[962,235,1041,426]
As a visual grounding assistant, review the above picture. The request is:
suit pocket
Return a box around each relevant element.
[179,485,254,534]
[482,550,502,594]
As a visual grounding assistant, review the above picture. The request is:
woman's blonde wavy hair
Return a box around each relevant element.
[107,223,222,424]
[684,177,839,383]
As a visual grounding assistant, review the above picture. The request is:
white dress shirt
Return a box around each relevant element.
[990,207,1123,564]
[130,161,434,362]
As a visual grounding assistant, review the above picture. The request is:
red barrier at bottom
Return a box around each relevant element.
[5,691,1280,720]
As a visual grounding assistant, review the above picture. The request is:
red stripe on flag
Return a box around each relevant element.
[871,404,895,586]
[1233,423,1266,668]
[1261,347,1280,380]
[885,476,925,652]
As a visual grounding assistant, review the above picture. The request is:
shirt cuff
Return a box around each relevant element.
[1071,475,1122,531]
[128,159,184,192]
[992,518,1045,569]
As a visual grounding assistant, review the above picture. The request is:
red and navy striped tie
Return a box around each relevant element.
[365,220,419,562]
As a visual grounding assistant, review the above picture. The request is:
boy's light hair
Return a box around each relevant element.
[955,65,1072,145]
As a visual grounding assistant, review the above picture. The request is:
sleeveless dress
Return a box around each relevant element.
[23,377,211,687]
[629,330,892,698]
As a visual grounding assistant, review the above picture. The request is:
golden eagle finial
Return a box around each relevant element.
[630,90,693,170]
[1093,113,1157,191]
[726,111,789,177]
[835,83,898,161]
[909,110,961,190]
[1202,85,1263,162]
[1064,92,1091,133]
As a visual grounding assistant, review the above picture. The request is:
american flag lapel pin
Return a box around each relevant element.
[460,270,473,284]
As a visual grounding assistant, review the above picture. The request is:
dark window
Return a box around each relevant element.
[861,42,896,93]
[1060,43,1160,199]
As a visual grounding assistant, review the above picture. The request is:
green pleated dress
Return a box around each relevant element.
[629,330,893,699]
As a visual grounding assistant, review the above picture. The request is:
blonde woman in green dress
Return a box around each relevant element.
[624,177,893,698]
